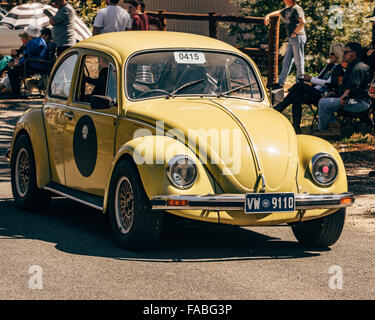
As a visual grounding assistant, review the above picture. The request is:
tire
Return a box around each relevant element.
[291,209,346,248]
[108,159,163,250]
[10,134,51,211]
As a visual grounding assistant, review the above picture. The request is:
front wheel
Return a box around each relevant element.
[108,159,163,250]
[291,209,346,248]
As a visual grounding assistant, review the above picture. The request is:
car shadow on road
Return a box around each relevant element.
[0,198,324,262]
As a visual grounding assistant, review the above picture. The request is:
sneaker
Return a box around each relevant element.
[271,83,283,90]
[273,104,284,113]
[293,125,302,134]
[311,127,341,137]
[328,122,340,129]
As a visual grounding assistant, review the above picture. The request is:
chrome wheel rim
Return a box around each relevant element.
[15,147,29,197]
[115,176,135,235]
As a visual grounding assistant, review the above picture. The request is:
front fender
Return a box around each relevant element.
[296,134,347,194]
[10,108,51,189]
[103,135,218,222]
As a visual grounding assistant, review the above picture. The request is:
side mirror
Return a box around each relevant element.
[89,95,116,110]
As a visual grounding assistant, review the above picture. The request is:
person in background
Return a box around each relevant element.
[7,24,47,95]
[93,0,131,35]
[264,0,306,89]
[364,8,375,129]
[364,8,375,79]
[48,0,75,57]
[127,0,162,31]
[84,57,109,96]
[40,27,57,62]
[0,32,29,92]
[315,42,371,136]
[274,43,345,134]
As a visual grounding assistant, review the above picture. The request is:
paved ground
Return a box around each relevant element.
[0,100,374,300]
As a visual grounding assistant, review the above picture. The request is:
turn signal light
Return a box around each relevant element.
[340,198,352,205]
[167,199,189,206]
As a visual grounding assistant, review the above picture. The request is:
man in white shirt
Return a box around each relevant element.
[93,0,132,35]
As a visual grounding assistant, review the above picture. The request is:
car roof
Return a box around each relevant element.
[75,31,242,61]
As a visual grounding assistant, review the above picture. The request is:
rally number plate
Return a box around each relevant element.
[244,193,295,214]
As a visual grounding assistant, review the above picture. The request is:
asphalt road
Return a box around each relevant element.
[0,100,374,300]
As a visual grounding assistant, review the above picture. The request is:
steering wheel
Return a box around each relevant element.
[137,89,169,98]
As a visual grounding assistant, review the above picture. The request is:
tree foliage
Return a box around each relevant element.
[70,0,106,28]
[229,0,373,74]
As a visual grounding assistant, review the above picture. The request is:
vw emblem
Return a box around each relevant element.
[82,125,89,140]
[262,199,270,208]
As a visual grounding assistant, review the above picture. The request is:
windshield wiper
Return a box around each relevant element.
[217,82,255,98]
[166,78,205,98]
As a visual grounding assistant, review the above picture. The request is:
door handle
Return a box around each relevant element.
[64,111,75,120]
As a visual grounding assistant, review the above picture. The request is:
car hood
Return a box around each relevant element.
[126,98,299,193]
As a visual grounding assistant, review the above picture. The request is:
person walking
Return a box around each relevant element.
[264,0,306,89]
[92,0,132,36]
[48,0,75,57]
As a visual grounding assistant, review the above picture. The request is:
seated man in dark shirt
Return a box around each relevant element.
[315,42,371,136]
[84,57,108,97]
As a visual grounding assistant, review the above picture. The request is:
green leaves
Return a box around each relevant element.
[230,0,373,74]
[70,0,106,28]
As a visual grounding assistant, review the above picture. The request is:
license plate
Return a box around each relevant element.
[245,193,295,214]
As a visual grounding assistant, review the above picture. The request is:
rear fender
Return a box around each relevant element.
[10,108,51,188]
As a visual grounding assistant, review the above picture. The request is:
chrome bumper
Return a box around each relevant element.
[151,192,354,211]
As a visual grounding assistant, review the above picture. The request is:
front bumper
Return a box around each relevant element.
[151,192,354,211]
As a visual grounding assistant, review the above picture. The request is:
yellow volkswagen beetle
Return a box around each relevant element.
[8,31,354,250]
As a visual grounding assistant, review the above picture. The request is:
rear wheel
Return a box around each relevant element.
[10,134,51,210]
[291,209,346,248]
[108,159,163,250]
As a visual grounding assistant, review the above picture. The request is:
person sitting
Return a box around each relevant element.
[0,32,29,93]
[274,43,345,134]
[363,10,375,127]
[7,24,47,95]
[40,27,57,63]
[315,42,371,136]
[84,57,109,97]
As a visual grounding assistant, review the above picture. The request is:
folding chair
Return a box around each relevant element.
[336,104,374,134]
[21,57,54,97]
[307,104,319,129]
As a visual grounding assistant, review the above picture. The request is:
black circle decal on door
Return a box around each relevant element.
[73,115,97,177]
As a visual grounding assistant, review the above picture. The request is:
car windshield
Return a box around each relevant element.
[126,50,262,100]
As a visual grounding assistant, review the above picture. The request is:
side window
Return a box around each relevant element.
[49,54,77,99]
[76,54,113,103]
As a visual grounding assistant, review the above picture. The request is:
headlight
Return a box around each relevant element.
[309,153,338,186]
[166,155,198,189]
